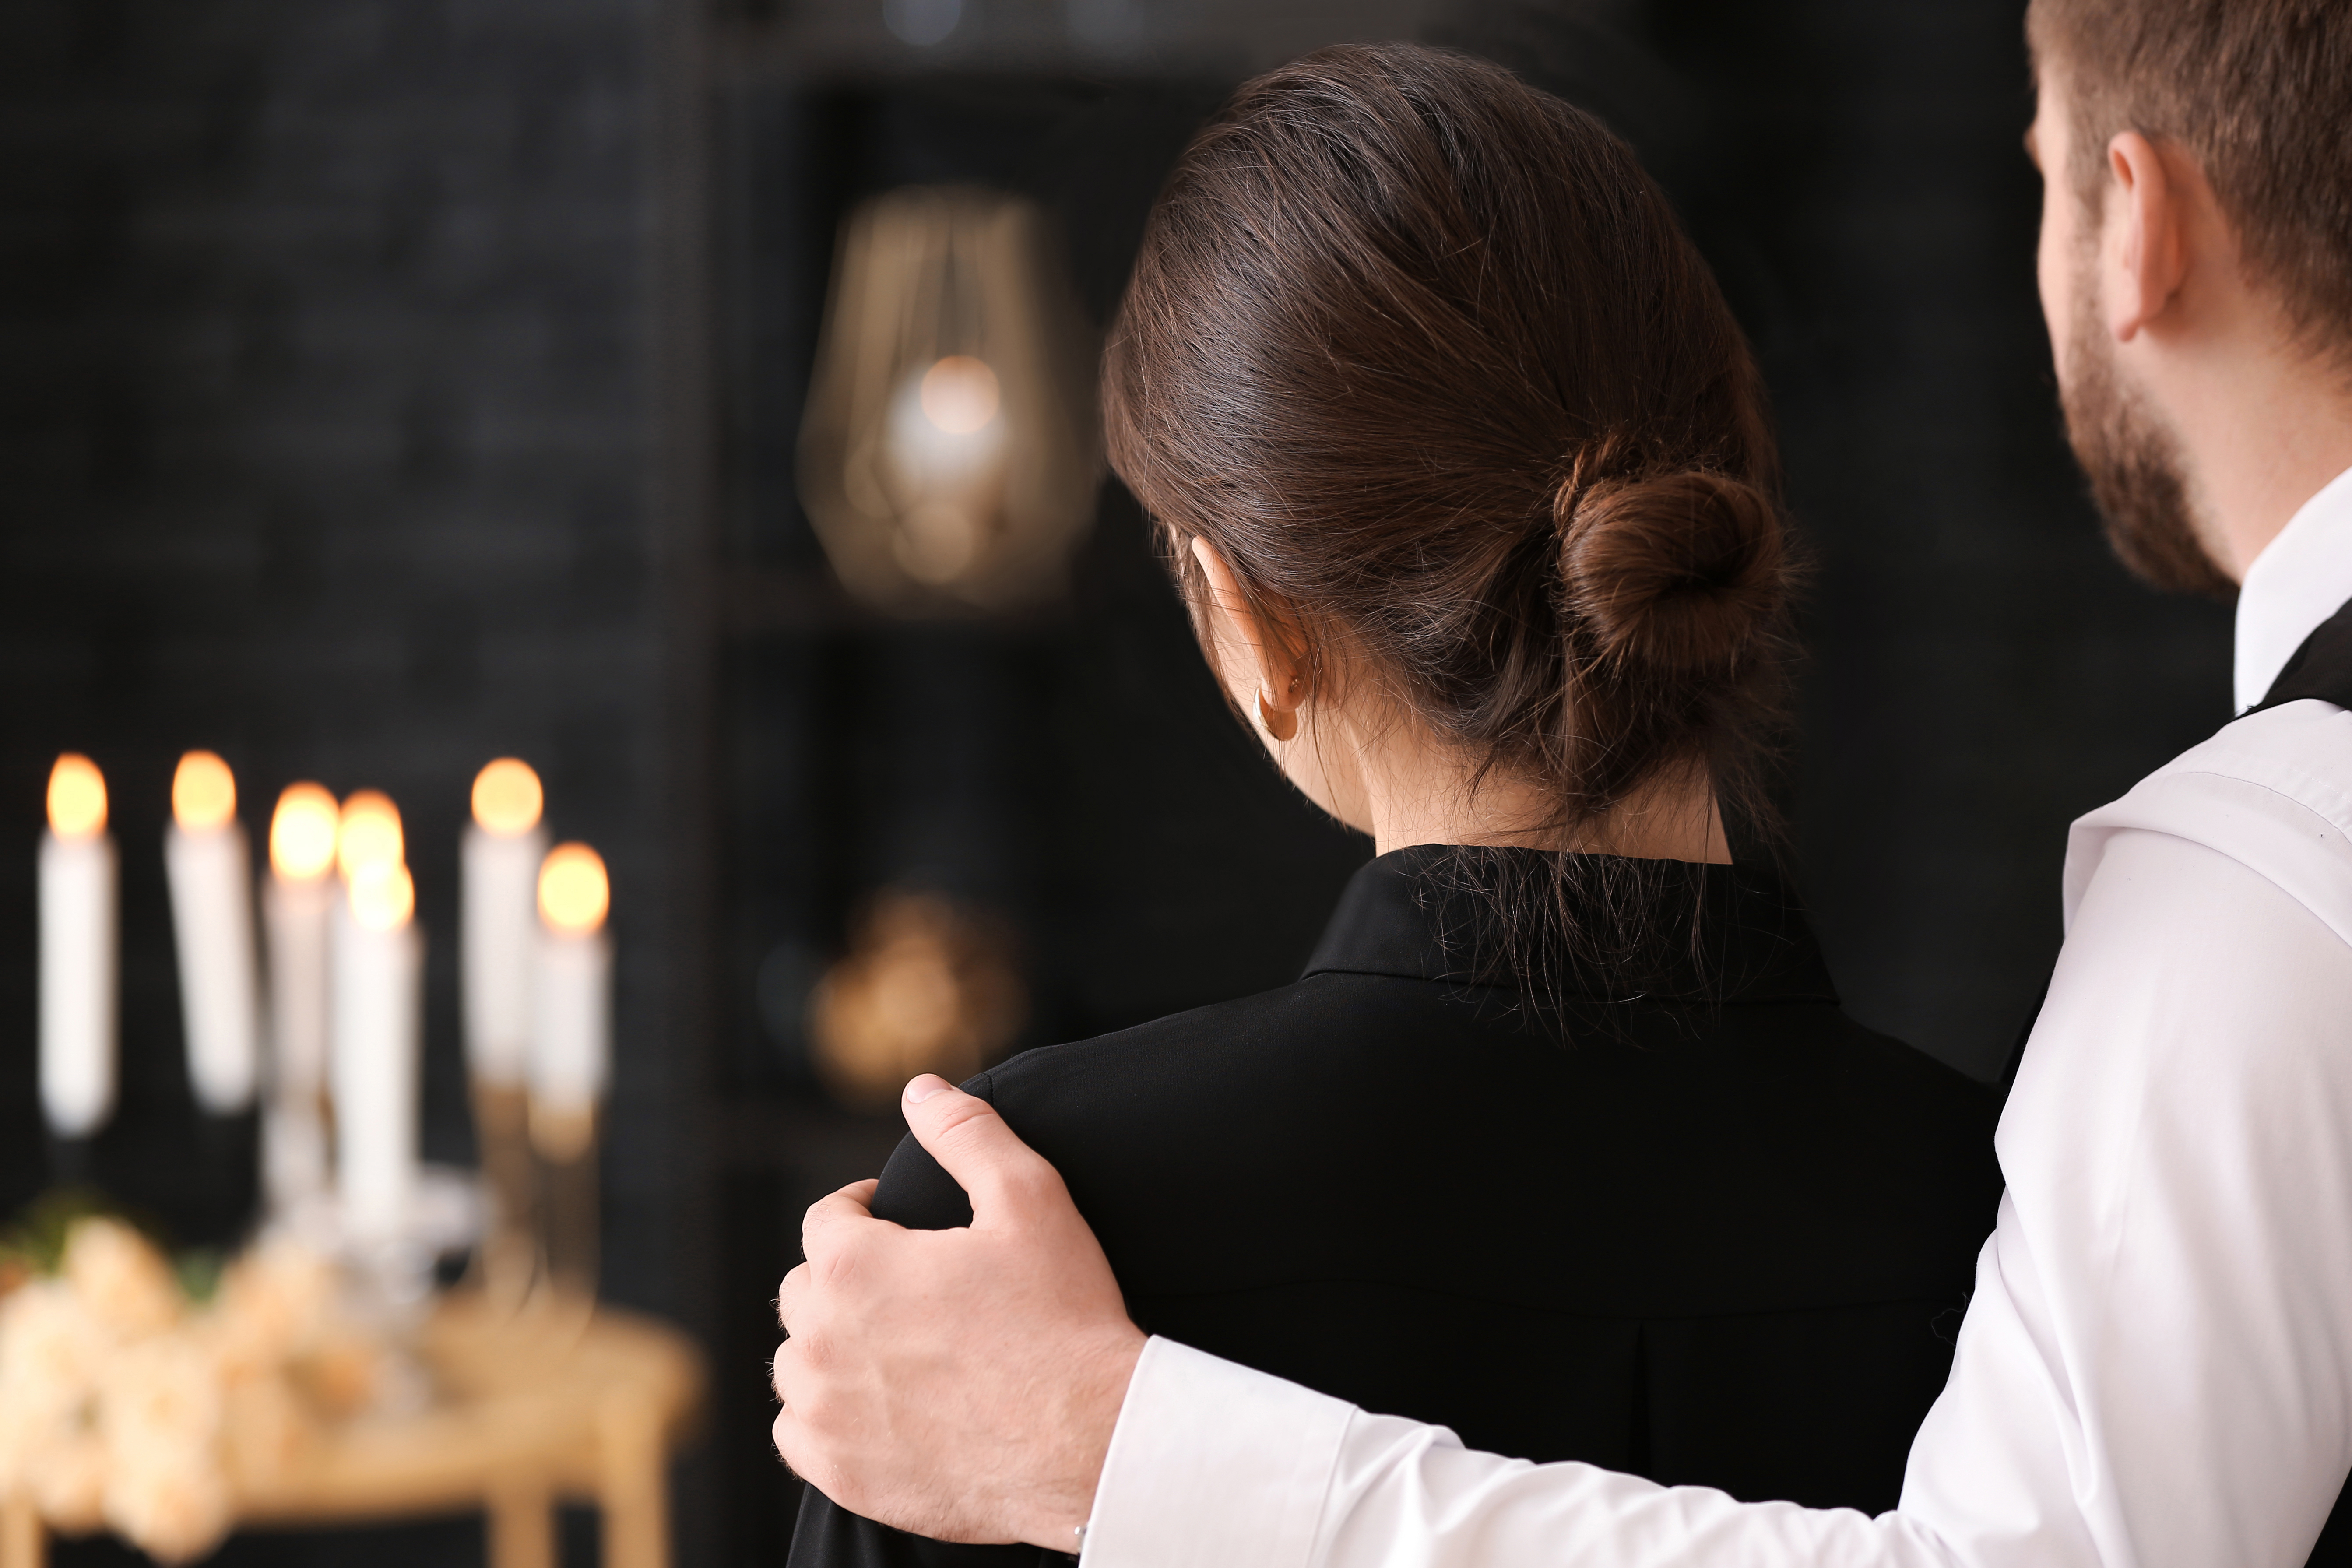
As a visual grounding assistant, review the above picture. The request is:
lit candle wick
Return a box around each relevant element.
[270,783,340,882]
[336,790,404,882]
[471,757,544,837]
[47,754,107,840]
[538,843,609,935]
[171,751,236,833]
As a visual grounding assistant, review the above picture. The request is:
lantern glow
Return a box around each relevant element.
[919,356,1001,434]
[796,186,1099,614]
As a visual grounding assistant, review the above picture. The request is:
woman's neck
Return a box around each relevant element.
[1363,767,1730,864]
[1318,700,1730,864]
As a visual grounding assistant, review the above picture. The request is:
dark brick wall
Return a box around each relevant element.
[0,0,2252,1564]
[0,1,680,1558]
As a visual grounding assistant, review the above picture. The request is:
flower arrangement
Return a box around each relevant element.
[0,1209,388,1564]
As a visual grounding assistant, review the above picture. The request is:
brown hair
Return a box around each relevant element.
[2028,0,2352,365]
[1103,43,1796,988]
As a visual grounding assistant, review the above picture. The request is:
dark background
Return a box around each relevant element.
[0,0,2234,1563]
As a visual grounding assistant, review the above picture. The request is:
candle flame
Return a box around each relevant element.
[538,843,609,935]
[269,783,340,880]
[471,758,543,837]
[172,751,237,832]
[919,356,1000,435]
[336,790,404,882]
[46,754,107,839]
[349,862,415,932]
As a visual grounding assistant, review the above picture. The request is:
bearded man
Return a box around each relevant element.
[770,2,2352,1563]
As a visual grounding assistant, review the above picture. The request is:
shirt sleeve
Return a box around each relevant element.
[1086,818,2352,1568]
[1085,1339,1953,1568]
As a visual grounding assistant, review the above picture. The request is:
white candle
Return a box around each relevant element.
[462,759,546,1086]
[262,782,340,1209]
[333,859,420,1243]
[39,754,116,1139]
[531,843,610,1162]
[164,752,260,1115]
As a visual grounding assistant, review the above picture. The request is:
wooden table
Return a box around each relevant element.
[1,1294,703,1568]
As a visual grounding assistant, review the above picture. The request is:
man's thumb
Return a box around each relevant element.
[902,1075,1065,1224]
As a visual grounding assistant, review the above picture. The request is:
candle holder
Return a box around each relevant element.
[529,1102,598,1303]
[470,1077,540,1306]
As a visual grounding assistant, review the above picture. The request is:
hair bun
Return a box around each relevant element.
[1554,469,1784,675]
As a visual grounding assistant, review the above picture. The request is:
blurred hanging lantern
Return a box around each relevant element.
[798,186,1099,615]
[806,890,1026,1108]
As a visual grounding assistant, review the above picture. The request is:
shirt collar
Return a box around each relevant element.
[1300,844,1839,1005]
[2235,463,2352,712]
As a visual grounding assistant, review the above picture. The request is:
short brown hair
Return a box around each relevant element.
[2028,0,2352,362]
[1105,43,1791,860]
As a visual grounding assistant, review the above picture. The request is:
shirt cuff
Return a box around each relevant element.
[1082,1336,1354,1568]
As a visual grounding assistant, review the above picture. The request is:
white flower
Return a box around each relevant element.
[0,1280,105,1498]
[31,1431,108,1535]
[93,1332,236,1561]
[103,1444,233,1565]
[62,1219,182,1340]
[0,1225,378,1560]
[0,1279,104,1409]
[97,1332,224,1467]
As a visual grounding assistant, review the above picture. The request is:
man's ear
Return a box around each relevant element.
[2103,130,2189,344]
[1189,539,1306,718]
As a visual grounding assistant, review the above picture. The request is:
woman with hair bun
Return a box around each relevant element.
[790,41,2000,1566]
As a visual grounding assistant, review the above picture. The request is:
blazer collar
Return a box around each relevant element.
[1301,844,1839,1006]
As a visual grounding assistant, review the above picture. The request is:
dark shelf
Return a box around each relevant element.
[710,0,1440,88]
[718,567,875,637]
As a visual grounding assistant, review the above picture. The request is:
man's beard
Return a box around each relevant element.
[2058,295,2236,599]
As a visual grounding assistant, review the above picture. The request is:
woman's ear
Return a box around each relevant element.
[1190,539,1307,725]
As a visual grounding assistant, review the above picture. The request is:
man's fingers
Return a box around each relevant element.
[777,1261,810,1333]
[901,1076,1069,1225]
[800,1178,884,1261]
[772,1403,827,1490]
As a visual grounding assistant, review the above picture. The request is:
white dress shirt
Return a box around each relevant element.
[1083,465,2352,1568]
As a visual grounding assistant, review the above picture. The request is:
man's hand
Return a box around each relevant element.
[772,1075,1148,1549]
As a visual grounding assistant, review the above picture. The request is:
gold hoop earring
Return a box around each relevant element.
[1257,688,1299,743]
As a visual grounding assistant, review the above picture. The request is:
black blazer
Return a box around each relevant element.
[791,847,2005,1567]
